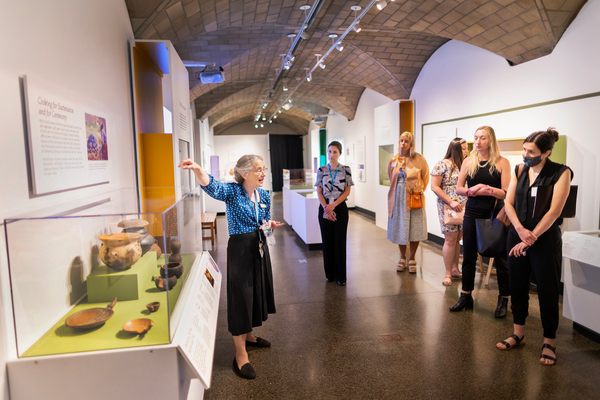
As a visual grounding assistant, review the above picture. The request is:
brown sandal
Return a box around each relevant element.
[496,334,525,351]
[396,259,407,272]
[408,260,417,273]
[539,343,557,366]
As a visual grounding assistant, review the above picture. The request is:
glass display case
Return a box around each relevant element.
[283,168,314,190]
[4,190,205,358]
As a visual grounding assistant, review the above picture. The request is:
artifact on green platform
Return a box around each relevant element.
[122,318,153,335]
[117,219,156,255]
[146,301,160,313]
[160,262,183,278]
[152,275,177,291]
[65,298,117,330]
[98,233,143,270]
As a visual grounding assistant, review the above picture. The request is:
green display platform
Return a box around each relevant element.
[87,251,157,302]
[22,253,197,357]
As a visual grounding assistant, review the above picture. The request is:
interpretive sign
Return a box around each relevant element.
[21,76,110,196]
[172,252,221,388]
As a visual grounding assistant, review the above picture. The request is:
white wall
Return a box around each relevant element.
[412,0,600,238]
[325,88,396,226]
[0,0,135,396]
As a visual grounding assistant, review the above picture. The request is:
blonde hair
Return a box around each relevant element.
[466,126,501,178]
[233,154,263,184]
[399,131,416,158]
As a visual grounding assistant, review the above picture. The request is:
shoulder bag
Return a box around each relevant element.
[475,199,508,258]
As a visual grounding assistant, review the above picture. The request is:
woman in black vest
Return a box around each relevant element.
[495,128,572,367]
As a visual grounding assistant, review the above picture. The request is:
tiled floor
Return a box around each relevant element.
[204,194,600,399]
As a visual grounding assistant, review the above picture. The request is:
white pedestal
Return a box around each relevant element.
[282,187,321,245]
[562,231,600,335]
[7,251,221,400]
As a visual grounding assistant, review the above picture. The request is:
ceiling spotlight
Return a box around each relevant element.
[262,102,268,109]
[353,24,362,33]
[351,5,362,33]
[288,99,292,103]
[269,120,273,124]
[376,0,388,10]
[336,42,344,51]
[283,85,289,92]
[260,123,264,128]
[319,62,326,69]
[273,115,278,119]
[282,102,292,111]
[261,116,266,121]
[328,33,339,39]
[306,73,312,82]
[254,124,259,128]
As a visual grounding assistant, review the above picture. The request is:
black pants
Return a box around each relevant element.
[461,213,509,295]
[508,225,561,338]
[318,202,349,283]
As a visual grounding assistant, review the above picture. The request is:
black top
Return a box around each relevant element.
[466,161,502,218]
[514,159,572,230]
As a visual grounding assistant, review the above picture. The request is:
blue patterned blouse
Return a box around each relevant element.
[201,175,271,236]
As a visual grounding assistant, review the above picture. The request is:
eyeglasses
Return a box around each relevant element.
[254,167,268,174]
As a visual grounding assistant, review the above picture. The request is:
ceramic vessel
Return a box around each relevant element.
[118,219,155,255]
[152,275,177,291]
[160,262,183,278]
[122,318,153,335]
[98,233,143,271]
[146,301,160,313]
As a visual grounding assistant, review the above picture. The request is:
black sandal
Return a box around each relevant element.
[539,343,557,366]
[496,334,525,350]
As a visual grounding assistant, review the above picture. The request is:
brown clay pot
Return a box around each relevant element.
[152,275,177,291]
[160,262,183,278]
[98,233,143,271]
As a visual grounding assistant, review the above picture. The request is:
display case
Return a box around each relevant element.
[562,230,600,340]
[283,168,314,190]
[5,189,222,399]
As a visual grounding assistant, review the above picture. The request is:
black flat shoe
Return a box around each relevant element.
[495,296,509,319]
[246,337,271,348]
[232,358,256,379]
[336,281,346,286]
[449,293,473,312]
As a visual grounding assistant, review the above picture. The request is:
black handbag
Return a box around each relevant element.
[475,200,508,258]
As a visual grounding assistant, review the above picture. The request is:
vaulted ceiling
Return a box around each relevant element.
[125,0,586,135]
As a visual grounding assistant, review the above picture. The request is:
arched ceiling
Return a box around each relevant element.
[126,0,586,135]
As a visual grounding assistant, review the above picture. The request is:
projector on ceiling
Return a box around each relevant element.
[198,66,224,84]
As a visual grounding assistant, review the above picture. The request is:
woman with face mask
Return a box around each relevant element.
[495,128,572,367]
[315,141,354,286]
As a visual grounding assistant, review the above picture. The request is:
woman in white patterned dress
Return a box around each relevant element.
[430,138,469,286]
[387,131,429,273]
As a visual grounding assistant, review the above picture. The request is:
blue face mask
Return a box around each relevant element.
[523,155,542,167]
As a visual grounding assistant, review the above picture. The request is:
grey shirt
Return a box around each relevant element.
[315,164,354,201]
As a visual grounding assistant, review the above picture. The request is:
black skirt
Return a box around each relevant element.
[226,230,276,336]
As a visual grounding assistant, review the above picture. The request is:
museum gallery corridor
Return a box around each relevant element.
[204,194,599,399]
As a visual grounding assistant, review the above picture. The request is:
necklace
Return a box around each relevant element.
[479,159,490,168]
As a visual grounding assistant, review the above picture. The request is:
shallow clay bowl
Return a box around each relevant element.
[65,298,117,330]
[123,318,153,335]
[117,219,149,231]
[146,301,160,313]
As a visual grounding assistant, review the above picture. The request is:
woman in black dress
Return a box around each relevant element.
[495,128,571,366]
[449,126,511,318]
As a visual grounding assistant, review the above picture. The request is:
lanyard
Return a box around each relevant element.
[253,190,260,226]
[327,164,339,187]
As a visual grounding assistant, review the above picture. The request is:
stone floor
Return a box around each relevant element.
[203,194,600,399]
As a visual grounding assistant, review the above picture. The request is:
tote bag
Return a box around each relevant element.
[475,201,508,258]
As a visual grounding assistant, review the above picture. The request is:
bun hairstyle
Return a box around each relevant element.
[524,127,560,153]
[233,154,263,184]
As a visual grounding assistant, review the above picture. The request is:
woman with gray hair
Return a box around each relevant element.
[180,155,284,380]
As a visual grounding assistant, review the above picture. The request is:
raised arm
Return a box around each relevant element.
[179,159,209,186]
